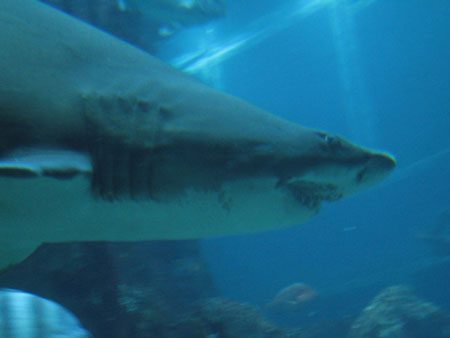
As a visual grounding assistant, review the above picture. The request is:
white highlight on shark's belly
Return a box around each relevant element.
[0,176,314,245]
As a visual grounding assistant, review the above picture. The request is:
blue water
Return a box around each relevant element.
[184,0,450,323]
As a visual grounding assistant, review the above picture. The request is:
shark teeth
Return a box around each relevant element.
[282,180,343,210]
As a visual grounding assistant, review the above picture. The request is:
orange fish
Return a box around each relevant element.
[267,282,317,313]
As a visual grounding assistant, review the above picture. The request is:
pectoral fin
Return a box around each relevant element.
[0,241,40,272]
[0,148,91,179]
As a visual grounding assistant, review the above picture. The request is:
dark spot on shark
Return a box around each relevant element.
[137,100,150,113]
[43,169,83,180]
[218,190,232,212]
[356,168,367,183]
[89,139,158,201]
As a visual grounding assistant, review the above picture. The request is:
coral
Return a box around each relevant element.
[287,318,353,338]
[348,285,450,338]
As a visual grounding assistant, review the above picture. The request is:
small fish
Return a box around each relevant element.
[0,289,91,338]
[266,282,317,313]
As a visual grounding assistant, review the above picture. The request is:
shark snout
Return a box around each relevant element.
[370,152,396,171]
[356,151,396,185]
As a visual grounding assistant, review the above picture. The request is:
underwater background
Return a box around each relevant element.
[197,0,450,320]
[1,0,450,337]
[165,0,450,330]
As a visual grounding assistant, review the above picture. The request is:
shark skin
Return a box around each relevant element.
[0,0,395,268]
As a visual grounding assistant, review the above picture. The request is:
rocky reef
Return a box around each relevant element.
[0,241,216,338]
[348,285,450,338]
[0,241,306,338]
[173,298,287,338]
[2,244,449,337]
[0,240,352,338]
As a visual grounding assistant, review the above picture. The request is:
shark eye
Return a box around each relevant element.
[316,132,342,152]
[324,135,334,143]
[316,132,335,144]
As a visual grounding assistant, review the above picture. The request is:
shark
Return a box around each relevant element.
[0,0,395,268]
[118,0,226,36]
[121,0,226,24]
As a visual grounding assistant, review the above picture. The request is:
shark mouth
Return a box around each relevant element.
[282,180,343,210]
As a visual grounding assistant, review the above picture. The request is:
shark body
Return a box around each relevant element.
[0,0,395,268]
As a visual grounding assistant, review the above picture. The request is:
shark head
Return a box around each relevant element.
[270,130,396,210]
[76,82,396,236]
